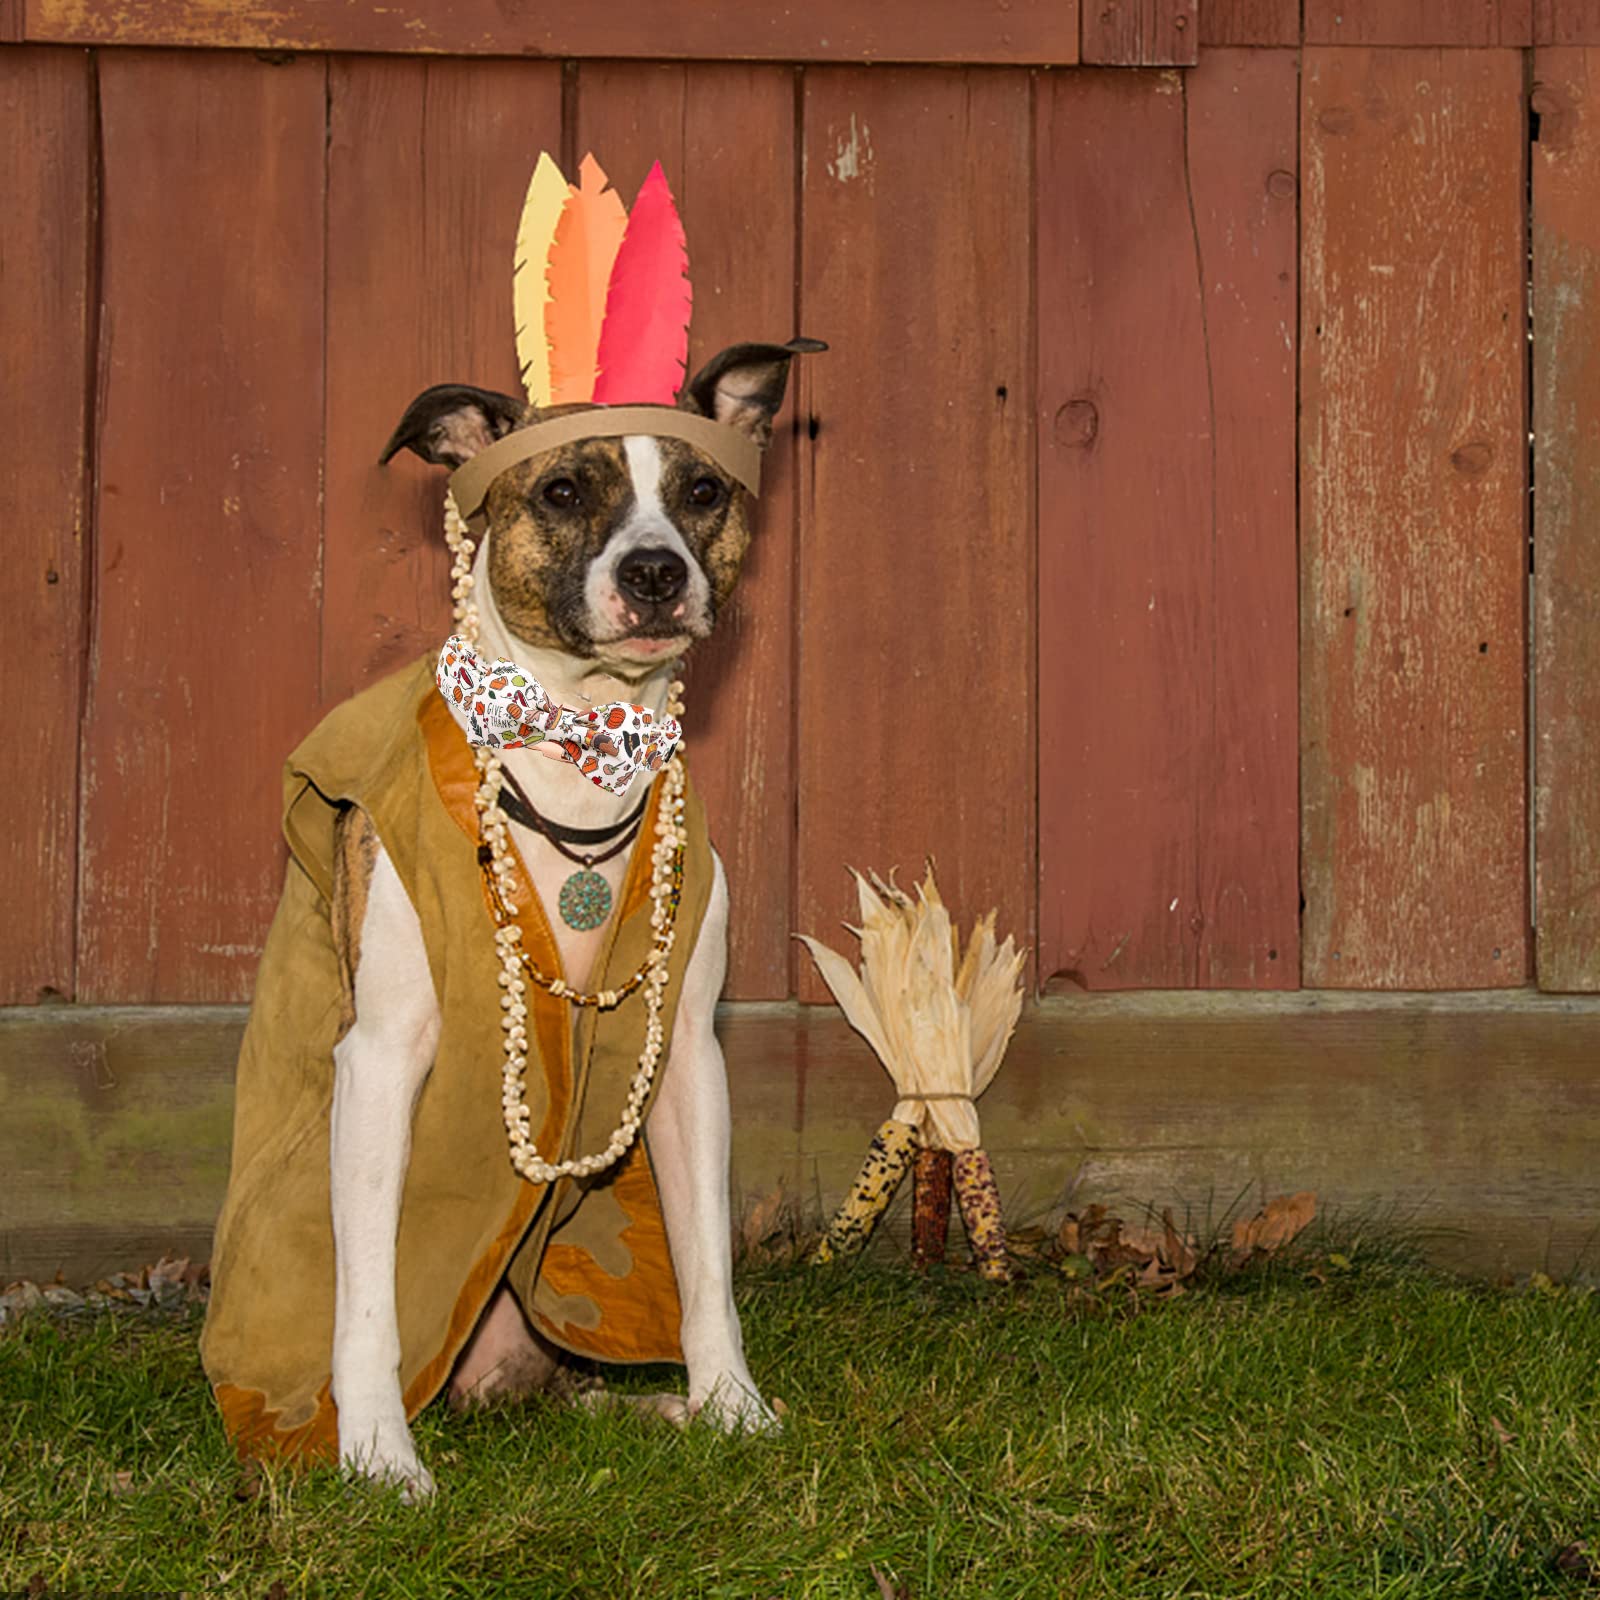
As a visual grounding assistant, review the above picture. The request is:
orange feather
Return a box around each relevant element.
[544,154,628,405]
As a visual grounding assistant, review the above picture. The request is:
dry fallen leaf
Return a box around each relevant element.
[1229,1192,1317,1267]
[109,1470,135,1496]
[738,1184,792,1264]
[1553,1544,1600,1585]
[871,1566,912,1600]
[1034,1203,1198,1295]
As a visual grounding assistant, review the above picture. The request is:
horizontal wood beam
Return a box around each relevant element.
[23,1,1083,64]
[6,996,1600,1285]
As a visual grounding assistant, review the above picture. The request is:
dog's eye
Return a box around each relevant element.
[688,476,725,509]
[542,477,581,510]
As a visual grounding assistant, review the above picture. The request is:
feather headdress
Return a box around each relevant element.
[513,151,692,408]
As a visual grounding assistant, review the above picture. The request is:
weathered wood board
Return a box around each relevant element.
[575,64,801,1001]
[1036,56,1299,990]
[1304,1,1534,44]
[1532,48,1600,992]
[80,54,325,1003]
[1300,48,1528,988]
[322,58,559,711]
[1537,1,1600,42]
[0,47,90,1004]
[1081,0,1199,63]
[796,68,1034,1002]
[0,1006,241,1283]
[1201,0,1300,45]
[24,0,1081,63]
[9,996,1600,1285]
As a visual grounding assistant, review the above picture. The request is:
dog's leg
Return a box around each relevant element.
[328,808,441,1499]
[645,848,776,1433]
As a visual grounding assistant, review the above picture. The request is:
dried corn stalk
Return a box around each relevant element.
[796,861,1027,1279]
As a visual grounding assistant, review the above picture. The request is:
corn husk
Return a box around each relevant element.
[808,1118,918,1264]
[795,861,1027,1154]
[796,861,1027,1279]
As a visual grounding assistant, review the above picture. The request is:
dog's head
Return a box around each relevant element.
[381,340,822,670]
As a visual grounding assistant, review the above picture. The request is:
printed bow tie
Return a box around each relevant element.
[436,635,681,797]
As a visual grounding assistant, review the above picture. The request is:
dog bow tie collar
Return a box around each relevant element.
[436,635,681,796]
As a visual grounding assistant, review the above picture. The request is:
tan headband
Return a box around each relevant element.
[448,406,762,530]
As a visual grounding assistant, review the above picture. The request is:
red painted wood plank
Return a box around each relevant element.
[575,64,800,1001]
[1,1,24,41]
[0,46,89,1003]
[1201,0,1300,45]
[1082,0,1199,63]
[797,68,1033,1002]
[1305,0,1533,45]
[1532,48,1600,990]
[81,53,325,1003]
[1536,1,1600,42]
[1300,47,1527,989]
[1037,56,1299,992]
[26,0,1080,63]
[322,59,559,710]
[1187,51,1302,988]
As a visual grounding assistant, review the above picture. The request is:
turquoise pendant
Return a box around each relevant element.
[558,868,612,931]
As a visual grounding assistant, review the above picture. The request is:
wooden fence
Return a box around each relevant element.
[5,2,1600,1279]
[7,4,1600,1009]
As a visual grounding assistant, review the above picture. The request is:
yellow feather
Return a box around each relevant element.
[513,151,569,407]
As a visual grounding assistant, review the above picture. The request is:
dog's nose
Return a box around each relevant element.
[616,547,688,604]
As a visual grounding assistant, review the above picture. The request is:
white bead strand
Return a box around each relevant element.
[442,490,689,1186]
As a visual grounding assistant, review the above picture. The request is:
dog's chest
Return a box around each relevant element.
[502,819,639,996]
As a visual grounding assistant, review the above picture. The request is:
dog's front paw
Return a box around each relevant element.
[689,1371,781,1436]
[338,1406,436,1502]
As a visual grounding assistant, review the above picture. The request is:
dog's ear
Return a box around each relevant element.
[680,338,827,447]
[379,384,528,469]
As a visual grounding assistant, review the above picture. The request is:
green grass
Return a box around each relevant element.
[4,1242,1600,1598]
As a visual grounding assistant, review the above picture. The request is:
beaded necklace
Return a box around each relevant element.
[444,491,687,1185]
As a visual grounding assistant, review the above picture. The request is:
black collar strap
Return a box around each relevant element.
[449,406,762,532]
[494,765,652,845]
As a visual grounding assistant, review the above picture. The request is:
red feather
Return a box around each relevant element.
[592,162,692,404]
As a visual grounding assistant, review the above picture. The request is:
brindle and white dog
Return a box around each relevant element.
[329,339,820,1499]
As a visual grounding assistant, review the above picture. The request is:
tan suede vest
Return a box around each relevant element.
[199,654,711,1462]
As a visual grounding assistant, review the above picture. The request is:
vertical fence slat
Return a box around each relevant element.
[1201,1,1300,45]
[575,62,799,1000]
[1081,1,1199,64]
[1533,48,1600,991]
[1300,47,1527,989]
[797,67,1033,1001]
[1037,57,1298,991]
[1038,67,1204,990]
[1304,1,1534,45]
[82,53,325,1002]
[322,58,560,711]
[1188,50,1302,986]
[0,46,89,1003]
